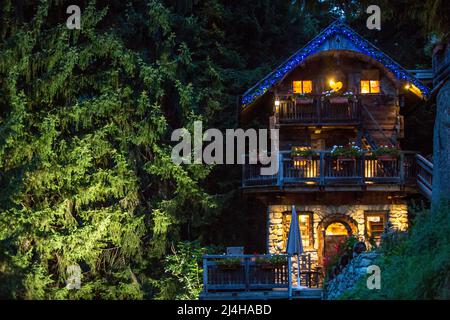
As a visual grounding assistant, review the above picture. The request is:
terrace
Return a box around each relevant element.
[242,150,420,192]
[275,94,362,126]
[200,254,323,300]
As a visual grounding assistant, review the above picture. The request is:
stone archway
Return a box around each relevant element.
[317,214,358,266]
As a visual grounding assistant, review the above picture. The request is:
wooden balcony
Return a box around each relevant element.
[276,94,361,126]
[200,254,323,300]
[242,151,418,191]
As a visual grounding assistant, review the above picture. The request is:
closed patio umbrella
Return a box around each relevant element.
[286,205,304,288]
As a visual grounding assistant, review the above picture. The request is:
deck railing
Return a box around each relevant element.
[243,151,417,188]
[202,254,291,293]
[277,95,361,124]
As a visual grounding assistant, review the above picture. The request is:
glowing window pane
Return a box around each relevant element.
[370,80,380,93]
[302,81,312,93]
[293,81,302,93]
[361,80,370,94]
[284,214,311,248]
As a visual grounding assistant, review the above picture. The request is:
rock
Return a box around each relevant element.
[324,251,381,300]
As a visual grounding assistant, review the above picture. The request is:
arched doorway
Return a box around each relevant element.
[317,215,358,266]
[324,222,349,258]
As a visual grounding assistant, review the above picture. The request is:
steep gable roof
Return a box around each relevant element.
[241,20,430,107]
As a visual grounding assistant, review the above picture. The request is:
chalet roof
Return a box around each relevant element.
[241,20,430,107]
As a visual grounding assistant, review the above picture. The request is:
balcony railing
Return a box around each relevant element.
[202,254,290,293]
[242,151,417,188]
[277,94,361,125]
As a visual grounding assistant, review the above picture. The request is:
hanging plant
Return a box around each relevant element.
[291,93,314,105]
[291,147,318,160]
[372,146,401,160]
[330,143,363,159]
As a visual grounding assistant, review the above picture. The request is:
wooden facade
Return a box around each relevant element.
[201,21,433,299]
[239,22,430,272]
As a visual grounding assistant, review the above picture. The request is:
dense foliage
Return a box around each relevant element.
[339,205,450,299]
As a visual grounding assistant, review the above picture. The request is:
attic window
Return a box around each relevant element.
[361,69,380,94]
[361,80,380,93]
[293,80,312,94]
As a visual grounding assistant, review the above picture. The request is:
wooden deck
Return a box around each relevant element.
[200,288,323,300]
[243,151,417,188]
[200,254,323,300]
[277,94,361,126]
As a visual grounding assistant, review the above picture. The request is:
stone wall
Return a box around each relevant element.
[267,203,408,266]
[324,251,379,299]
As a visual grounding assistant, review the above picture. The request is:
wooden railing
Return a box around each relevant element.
[202,254,291,293]
[277,95,361,124]
[415,154,433,200]
[242,151,417,188]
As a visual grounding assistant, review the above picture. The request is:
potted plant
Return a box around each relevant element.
[322,90,356,104]
[372,146,400,160]
[291,147,317,161]
[255,255,286,268]
[292,93,314,105]
[215,257,242,270]
[330,143,363,160]
[322,90,348,104]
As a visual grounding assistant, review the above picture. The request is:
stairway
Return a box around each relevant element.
[416,154,433,200]
[362,130,378,150]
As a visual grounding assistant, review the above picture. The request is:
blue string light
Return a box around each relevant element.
[241,22,430,107]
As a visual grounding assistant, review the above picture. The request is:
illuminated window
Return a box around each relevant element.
[365,212,387,245]
[283,212,313,249]
[360,70,380,94]
[293,80,313,94]
[361,80,380,94]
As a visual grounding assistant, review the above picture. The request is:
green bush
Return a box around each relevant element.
[154,241,212,300]
[340,205,450,299]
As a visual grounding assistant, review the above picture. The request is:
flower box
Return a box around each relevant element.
[376,155,397,161]
[296,98,314,105]
[217,264,242,270]
[329,97,349,104]
[337,156,356,161]
[293,156,313,162]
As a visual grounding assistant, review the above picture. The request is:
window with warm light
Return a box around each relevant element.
[360,69,380,94]
[283,212,313,249]
[293,80,313,94]
[360,80,380,93]
[365,212,387,244]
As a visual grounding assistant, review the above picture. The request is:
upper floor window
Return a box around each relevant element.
[361,80,380,94]
[293,80,313,94]
[360,69,380,94]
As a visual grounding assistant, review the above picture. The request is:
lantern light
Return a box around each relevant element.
[274,98,280,106]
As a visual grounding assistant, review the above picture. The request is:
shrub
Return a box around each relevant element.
[340,205,450,299]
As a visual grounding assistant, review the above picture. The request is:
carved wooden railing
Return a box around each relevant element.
[242,151,418,188]
[277,95,361,124]
[415,154,433,200]
[202,254,291,293]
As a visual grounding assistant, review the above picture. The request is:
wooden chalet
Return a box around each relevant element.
[200,20,434,300]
